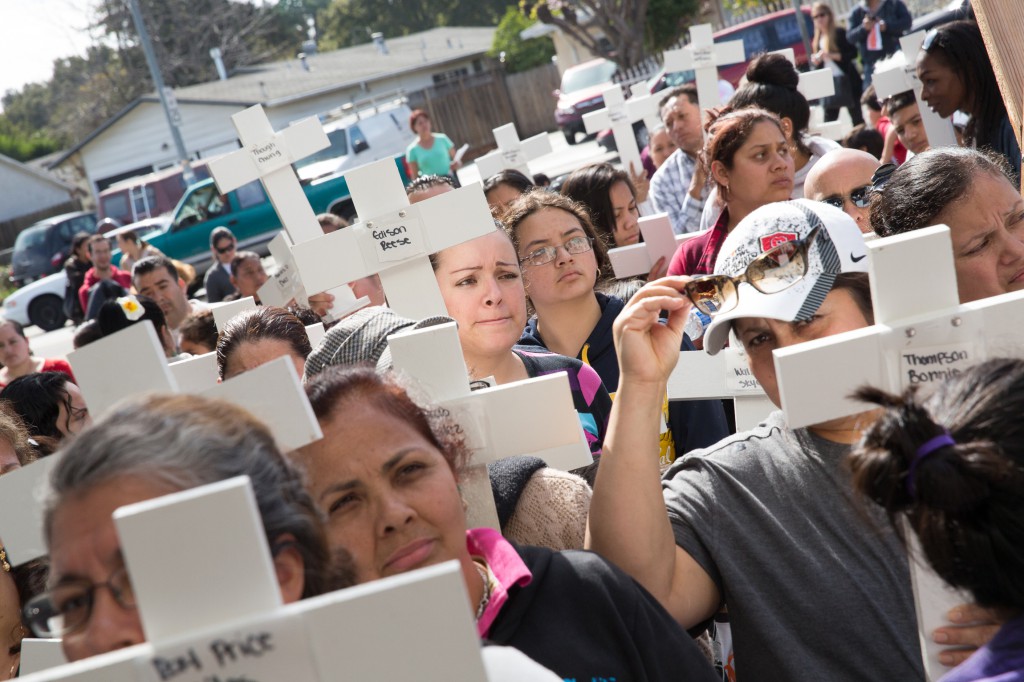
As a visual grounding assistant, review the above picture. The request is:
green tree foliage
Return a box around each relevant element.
[488,8,555,73]
[317,0,508,49]
[646,0,700,54]
[722,0,787,11]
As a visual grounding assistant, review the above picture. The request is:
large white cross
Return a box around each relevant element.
[774,224,1024,429]
[583,84,659,176]
[16,477,488,681]
[474,123,553,181]
[771,48,846,141]
[606,213,703,279]
[873,31,958,150]
[387,321,592,529]
[663,24,745,113]
[208,104,329,246]
[668,345,776,431]
[288,158,495,319]
[629,83,663,133]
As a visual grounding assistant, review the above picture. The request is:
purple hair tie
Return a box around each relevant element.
[906,431,955,497]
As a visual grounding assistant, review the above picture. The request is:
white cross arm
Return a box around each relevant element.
[664,25,745,73]
[607,214,702,279]
[668,348,776,431]
[771,48,835,101]
[169,351,219,393]
[0,455,61,565]
[475,123,553,180]
[628,83,662,131]
[210,296,258,332]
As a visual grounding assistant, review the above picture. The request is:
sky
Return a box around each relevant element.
[0,0,95,98]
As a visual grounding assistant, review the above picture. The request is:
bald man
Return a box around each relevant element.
[803,149,880,233]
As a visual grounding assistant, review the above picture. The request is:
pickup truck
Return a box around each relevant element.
[116,155,410,275]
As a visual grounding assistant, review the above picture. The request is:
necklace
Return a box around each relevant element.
[473,559,493,620]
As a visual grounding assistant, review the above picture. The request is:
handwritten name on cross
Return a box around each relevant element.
[668,345,775,432]
[663,24,745,114]
[583,85,649,176]
[16,477,487,682]
[873,32,958,149]
[774,224,1024,430]
[474,123,553,181]
[288,158,494,320]
[208,104,329,245]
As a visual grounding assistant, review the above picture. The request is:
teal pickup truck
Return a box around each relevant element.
[116,155,409,274]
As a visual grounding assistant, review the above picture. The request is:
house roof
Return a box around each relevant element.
[0,152,76,191]
[50,26,496,170]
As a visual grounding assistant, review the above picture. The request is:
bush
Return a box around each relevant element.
[488,7,555,74]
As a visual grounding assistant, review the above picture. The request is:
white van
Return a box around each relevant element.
[295,99,412,182]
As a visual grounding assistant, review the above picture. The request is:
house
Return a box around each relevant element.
[0,153,79,242]
[48,26,497,202]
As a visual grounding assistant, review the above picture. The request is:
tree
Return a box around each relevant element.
[317,0,508,49]
[519,0,701,69]
[722,0,787,11]
[488,8,556,73]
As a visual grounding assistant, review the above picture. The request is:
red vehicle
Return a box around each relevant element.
[554,58,619,145]
[649,8,815,93]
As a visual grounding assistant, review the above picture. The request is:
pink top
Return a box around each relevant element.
[466,527,532,637]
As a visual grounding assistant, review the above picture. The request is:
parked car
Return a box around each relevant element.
[111,155,410,276]
[648,7,815,94]
[911,0,973,31]
[554,58,619,145]
[295,101,412,183]
[97,163,212,226]
[2,270,68,331]
[9,211,98,287]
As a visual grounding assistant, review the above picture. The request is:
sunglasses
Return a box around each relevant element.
[812,13,828,19]
[683,226,822,316]
[820,184,873,210]
[215,242,236,255]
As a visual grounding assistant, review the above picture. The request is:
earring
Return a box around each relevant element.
[0,547,10,573]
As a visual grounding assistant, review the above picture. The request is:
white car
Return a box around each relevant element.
[3,270,68,331]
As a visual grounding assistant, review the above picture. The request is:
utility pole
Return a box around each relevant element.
[126,0,195,184]
[792,0,813,67]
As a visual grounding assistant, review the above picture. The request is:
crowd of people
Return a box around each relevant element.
[0,9,1022,681]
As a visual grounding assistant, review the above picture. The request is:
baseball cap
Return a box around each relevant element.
[702,199,869,355]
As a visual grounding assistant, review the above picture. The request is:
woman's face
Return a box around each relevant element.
[916,50,967,119]
[516,208,599,309]
[413,115,432,136]
[812,8,832,29]
[75,242,91,262]
[0,324,29,370]
[609,181,640,247]
[55,383,91,439]
[299,402,470,586]
[0,568,24,679]
[733,287,871,414]
[115,236,136,258]
[485,183,523,217]
[716,121,794,211]
[434,231,527,361]
[649,128,677,169]
[937,172,1024,303]
[233,258,269,298]
[47,476,179,661]
[222,339,305,381]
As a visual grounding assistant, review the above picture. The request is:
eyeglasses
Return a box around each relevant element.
[23,565,136,638]
[519,235,594,267]
[922,28,939,51]
[683,226,822,316]
[215,242,236,255]
[820,184,873,210]
[870,163,897,190]
[812,13,828,19]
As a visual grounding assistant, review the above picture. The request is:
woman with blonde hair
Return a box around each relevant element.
[810,2,864,127]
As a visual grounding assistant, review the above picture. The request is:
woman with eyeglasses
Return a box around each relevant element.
[429,225,612,461]
[21,393,350,661]
[871,147,1024,303]
[810,3,864,128]
[510,190,729,466]
[916,20,1020,184]
[668,107,796,278]
[848,358,1024,682]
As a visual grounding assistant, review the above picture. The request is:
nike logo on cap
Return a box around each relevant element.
[851,253,867,262]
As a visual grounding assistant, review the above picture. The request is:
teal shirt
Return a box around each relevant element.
[406,133,454,177]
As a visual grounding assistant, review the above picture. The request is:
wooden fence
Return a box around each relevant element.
[406,62,561,163]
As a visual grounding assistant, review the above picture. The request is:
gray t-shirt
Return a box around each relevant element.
[662,411,924,681]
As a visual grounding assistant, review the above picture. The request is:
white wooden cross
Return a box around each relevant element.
[16,476,488,682]
[387,321,592,529]
[67,323,322,451]
[258,232,370,323]
[210,296,258,330]
[474,123,553,181]
[630,82,663,133]
[607,213,703,279]
[663,24,745,112]
[288,158,495,319]
[774,224,1024,429]
[873,32,958,150]
[0,455,61,565]
[668,345,776,431]
[771,48,846,141]
[208,104,329,245]
[583,84,659,176]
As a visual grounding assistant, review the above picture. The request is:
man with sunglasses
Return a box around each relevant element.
[804,148,880,233]
[203,226,239,304]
